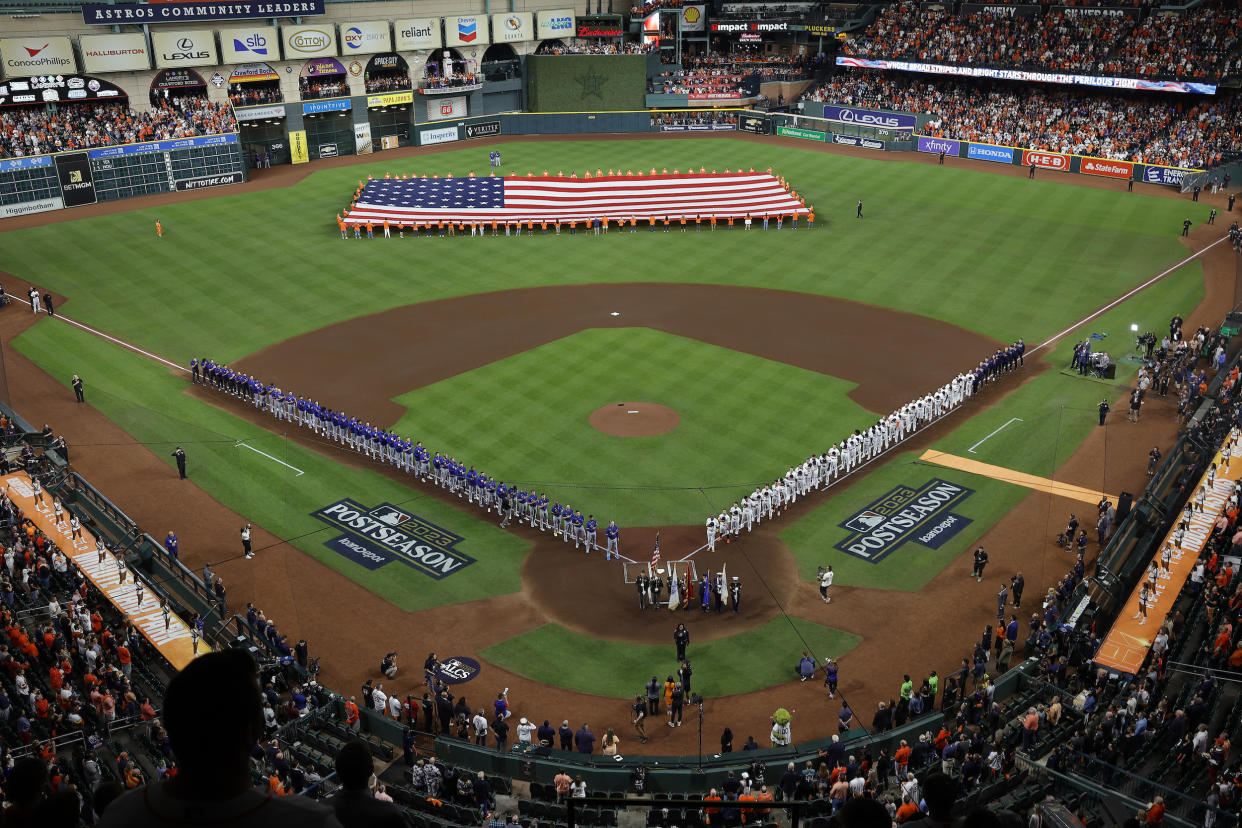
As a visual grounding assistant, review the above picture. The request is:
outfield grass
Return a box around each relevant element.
[480,618,860,699]
[390,328,876,526]
[0,139,1194,372]
[779,256,1204,591]
[11,321,528,612]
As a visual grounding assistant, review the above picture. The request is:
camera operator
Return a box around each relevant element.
[381,652,398,680]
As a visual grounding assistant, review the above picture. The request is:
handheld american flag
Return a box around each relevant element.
[342,171,809,227]
[651,530,661,566]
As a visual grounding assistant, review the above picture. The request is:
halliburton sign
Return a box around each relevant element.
[1022,150,1069,171]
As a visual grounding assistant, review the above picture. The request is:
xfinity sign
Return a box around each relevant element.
[824,105,916,130]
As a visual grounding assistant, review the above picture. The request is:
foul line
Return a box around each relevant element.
[4,292,188,373]
[235,441,305,477]
[967,417,1023,454]
[1031,236,1229,354]
[919,449,1116,505]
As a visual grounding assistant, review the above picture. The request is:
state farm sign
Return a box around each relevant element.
[1022,150,1069,171]
[1080,157,1133,180]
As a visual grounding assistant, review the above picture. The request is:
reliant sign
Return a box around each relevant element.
[311,498,475,579]
[834,479,974,562]
[394,18,441,51]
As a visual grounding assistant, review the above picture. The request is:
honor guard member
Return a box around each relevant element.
[637,571,650,610]
[730,578,741,613]
[584,515,598,553]
[605,520,621,560]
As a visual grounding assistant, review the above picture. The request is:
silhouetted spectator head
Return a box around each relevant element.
[838,797,892,828]
[334,741,375,791]
[92,781,125,819]
[163,649,263,777]
[5,757,47,808]
[922,772,958,819]
[31,789,82,828]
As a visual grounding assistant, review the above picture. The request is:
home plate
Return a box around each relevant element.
[610,311,620,317]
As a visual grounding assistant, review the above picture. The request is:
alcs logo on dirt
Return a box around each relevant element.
[311,499,475,579]
[835,478,973,562]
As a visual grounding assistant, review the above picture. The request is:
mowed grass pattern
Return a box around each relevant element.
[480,618,860,699]
[0,139,1195,371]
[391,328,876,525]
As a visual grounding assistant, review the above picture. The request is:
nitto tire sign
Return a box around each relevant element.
[1022,150,1069,171]
[175,173,242,191]
[55,153,96,207]
[834,478,974,562]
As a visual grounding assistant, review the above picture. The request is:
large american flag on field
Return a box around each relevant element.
[342,171,809,226]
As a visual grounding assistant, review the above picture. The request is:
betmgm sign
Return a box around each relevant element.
[311,499,475,579]
[835,479,973,562]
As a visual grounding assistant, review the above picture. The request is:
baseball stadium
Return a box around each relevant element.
[0,0,1240,825]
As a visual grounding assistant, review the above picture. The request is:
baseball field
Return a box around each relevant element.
[0,133,1224,748]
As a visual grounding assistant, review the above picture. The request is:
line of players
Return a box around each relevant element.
[191,357,623,558]
[703,340,1026,549]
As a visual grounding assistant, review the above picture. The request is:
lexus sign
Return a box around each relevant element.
[152,31,219,68]
[1021,150,1069,171]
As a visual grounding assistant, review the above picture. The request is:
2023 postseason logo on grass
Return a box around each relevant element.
[311,498,475,578]
[835,479,973,562]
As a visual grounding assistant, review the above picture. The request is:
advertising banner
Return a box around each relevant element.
[776,125,826,141]
[367,91,413,107]
[465,120,502,138]
[86,133,237,159]
[353,121,373,155]
[836,56,1217,95]
[711,21,790,32]
[175,172,243,191]
[55,152,96,207]
[967,142,1014,164]
[0,74,127,107]
[289,129,309,163]
[319,143,338,157]
[84,0,322,24]
[1,197,64,219]
[303,98,351,114]
[823,104,916,130]
[2,473,207,670]
[577,15,625,37]
[689,92,741,101]
[834,134,884,149]
[220,28,279,64]
[681,5,706,31]
[235,103,286,121]
[427,95,466,121]
[394,18,442,51]
[80,34,150,73]
[1022,149,1070,171]
[1142,164,1189,186]
[0,155,52,172]
[340,21,391,55]
[960,3,1041,16]
[152,32,218,69]
[492,12,534,43]
[282,25,337,59]
[420,125,459,145]
[445,15,490,47]
[301,57,345,77]
[152,68,207,90]
[536,8,576,39]
[917,136,960,155]
[1081,157,1133,179]
[740,115,766,134]
[1,37,76,75]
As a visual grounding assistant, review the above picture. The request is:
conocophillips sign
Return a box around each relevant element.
[1,37,76,74]
[536,8,576,38]
[823,105,915,130]
[282,25,337,57]
[152,31,218,68]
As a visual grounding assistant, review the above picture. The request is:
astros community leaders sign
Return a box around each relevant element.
[83,0,324,24]
[834,478,973,562]
[311,498,475,579]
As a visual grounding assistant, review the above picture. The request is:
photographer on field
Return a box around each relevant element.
[381,652,398,680]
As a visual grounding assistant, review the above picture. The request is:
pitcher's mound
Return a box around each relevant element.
[589,402,679,437]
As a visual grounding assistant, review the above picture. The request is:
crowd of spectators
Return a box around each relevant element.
[419,71,481,90]
[228,84,282,107]
[650,110,740,128]
[628,0,683,17]
[683,48,822,81]
[0,98,236,159]
[365,72,412,94]
[843,0,1242,82]
[649,68,748,96]
[533,40,652,55]
[715,2,819,20]
[802,69,1242,168]
[299,78,348,101]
